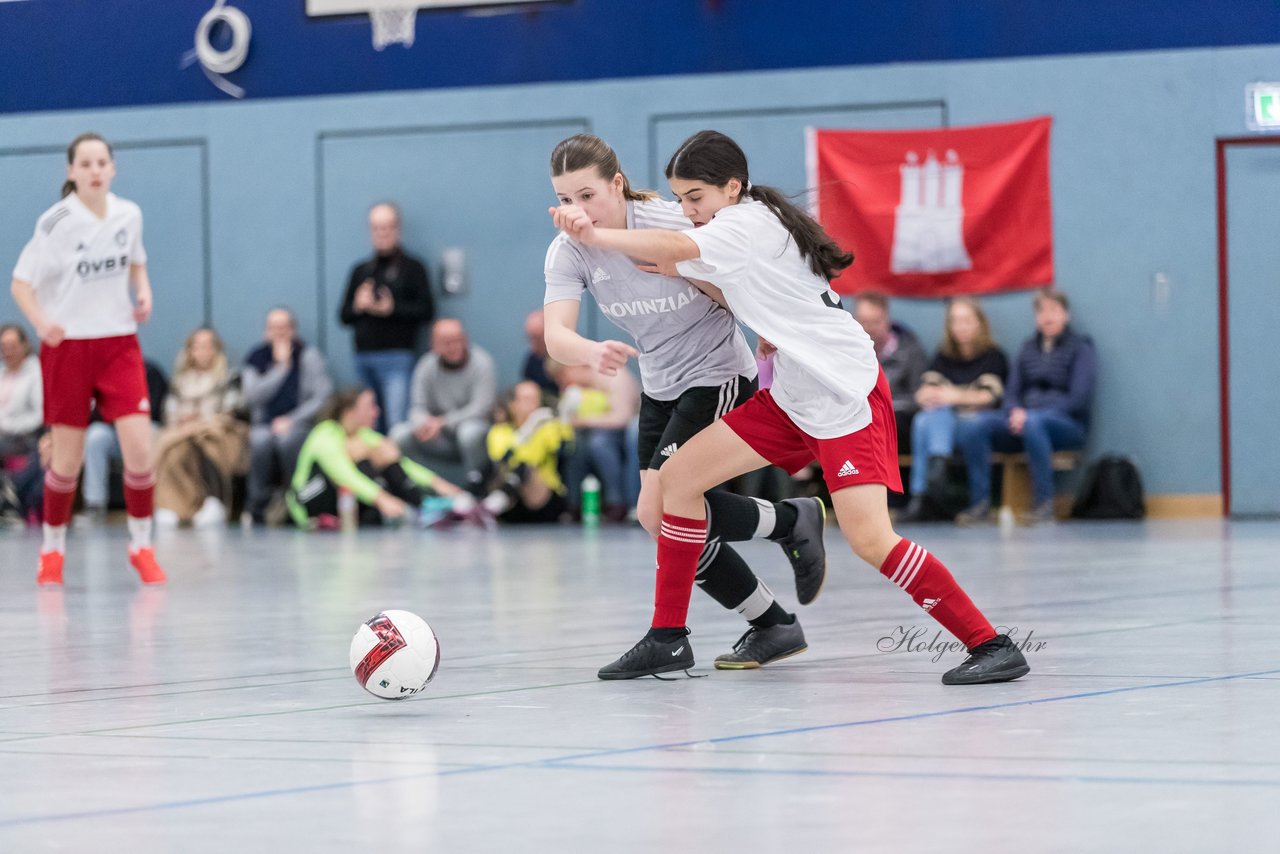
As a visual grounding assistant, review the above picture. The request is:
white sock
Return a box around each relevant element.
[751,497,777,539]
[127,515,153,551]
[734,580,776,621]
[42,524,67,554]
[482,491,512,515]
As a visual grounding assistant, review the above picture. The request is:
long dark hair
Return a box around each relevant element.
[550,134,657,202]
[62,132,113,199]
[665,130,853,281]
[319,386,371,424]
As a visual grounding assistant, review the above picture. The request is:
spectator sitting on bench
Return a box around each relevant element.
[153,327,246,528]
[479,381,570,524]
[242,308,333,525]
[556,361,639,523]
[0,323,42,460]
[901,298,1007,522]
[954,288,1096,526]
[854,291,928,449]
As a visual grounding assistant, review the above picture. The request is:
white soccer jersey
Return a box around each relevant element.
[676,198,879,439]
[544,197,755,400]
[12,192,146,340]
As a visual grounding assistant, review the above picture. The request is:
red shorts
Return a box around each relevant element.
[721,370,904,495]
[41,335,151,429]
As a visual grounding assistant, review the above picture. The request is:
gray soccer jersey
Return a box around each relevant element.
[543,198,756,401]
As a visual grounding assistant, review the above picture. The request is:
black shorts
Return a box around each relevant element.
[289,460,424,526]
[290,464,380,526]
[638,374,757,470]
[500,492,567,524]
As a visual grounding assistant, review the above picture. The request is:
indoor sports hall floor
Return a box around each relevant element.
[1,518,1277,852]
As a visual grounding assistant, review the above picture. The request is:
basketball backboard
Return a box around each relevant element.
[307,0,558,49]
[306,0,557,16]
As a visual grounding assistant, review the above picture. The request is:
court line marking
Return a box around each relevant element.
[0,613,1228,712]
[539,761,1280,788]
[0,679,604,745]
[0,668,342,701]
[2,665,1278,828]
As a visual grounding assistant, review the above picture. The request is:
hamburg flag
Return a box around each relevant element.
[809,116,1053,296]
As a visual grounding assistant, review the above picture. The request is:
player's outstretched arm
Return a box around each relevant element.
[549,207,699,265]
[544,299,637,377]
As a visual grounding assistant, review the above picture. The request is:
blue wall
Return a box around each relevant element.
[3,40,1279,495]
[2,0,1277,113]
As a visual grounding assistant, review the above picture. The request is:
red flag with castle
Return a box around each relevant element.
[809,117,1053,296]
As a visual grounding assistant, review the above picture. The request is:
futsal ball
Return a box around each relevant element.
[349,610,440,700]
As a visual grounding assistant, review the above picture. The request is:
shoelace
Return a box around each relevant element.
[620,636,681,663]
[730,627,760,653]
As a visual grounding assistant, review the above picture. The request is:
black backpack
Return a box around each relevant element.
[1071,455,1145,519]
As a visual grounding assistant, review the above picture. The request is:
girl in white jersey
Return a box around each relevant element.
[9,133,166,586]
[551,130,1029,685]
[544,134,828,679]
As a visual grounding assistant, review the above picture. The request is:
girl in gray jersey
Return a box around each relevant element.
[544,134,827,679]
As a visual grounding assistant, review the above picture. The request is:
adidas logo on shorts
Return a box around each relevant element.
[837,460,859,477]
[592,267,610,284]
[660,443,679,458]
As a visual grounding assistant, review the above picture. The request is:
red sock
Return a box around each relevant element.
[43,470,78,529]
[652,514,707,628]
[880,538,996,649]
[123,469,156,519]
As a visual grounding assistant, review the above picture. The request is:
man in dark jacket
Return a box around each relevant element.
[243,308,332,524]
[339,202,434,433]
[955,289,1096,525]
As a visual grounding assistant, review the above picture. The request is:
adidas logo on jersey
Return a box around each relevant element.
[592,267,610,283]
[837,460,859,477]
[660,443,679,458]
[922,597,941,612]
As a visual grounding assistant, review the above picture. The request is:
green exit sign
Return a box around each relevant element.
[1247,83,1280,131]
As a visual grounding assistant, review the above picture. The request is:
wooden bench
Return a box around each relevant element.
[898,451,1082,516]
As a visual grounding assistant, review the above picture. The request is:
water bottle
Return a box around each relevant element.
[581,474,601,527]
[338,487,358,532]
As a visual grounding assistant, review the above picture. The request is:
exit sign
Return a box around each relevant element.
[1247,83,1280,131]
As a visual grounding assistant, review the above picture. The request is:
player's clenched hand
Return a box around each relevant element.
[756,337,777,358]
[591,339,638,376]
[548,205,596,244]
[1008,407,1028,435]
[635,260,679,277]
[39,322,66,347]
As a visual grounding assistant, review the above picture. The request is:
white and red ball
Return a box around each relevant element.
[349,610,440,700]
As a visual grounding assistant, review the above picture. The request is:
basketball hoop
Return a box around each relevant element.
[369,5,416,49]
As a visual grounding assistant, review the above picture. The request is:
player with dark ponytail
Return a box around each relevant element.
[551,129,1029,686]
